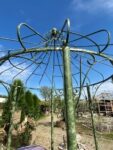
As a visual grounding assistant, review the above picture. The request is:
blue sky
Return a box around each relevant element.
[0,0,113,36]
[0,0,113,97]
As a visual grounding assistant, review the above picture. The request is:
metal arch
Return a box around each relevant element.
[0,47,113,88]
[17,23,47,50]
[68,29,110,53]
[0,47,113,66]
[58,18,70,45]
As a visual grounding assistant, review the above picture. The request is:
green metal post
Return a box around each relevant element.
[87,84,98,150]
[51,89,54,150]
[62,46,77,150]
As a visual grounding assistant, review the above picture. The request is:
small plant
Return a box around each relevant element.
[19,126,32,146]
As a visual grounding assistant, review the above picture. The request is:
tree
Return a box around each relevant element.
[2,79,25,125]
[7,85,18,150]
[2,79,25,149]
[54,96,63,112]
[24,90,33,117]
[40,86,51,101]
[12,80,25,123]
[24,91,41,119]
[14,79,25,109]
[2,79,26,149]
[2,79,42,149]
[32,94,41,119]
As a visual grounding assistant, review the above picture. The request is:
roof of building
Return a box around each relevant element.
[96,92,113,101]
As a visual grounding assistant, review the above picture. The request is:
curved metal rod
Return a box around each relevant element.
[13,52,47,81]
[73,53,105,82]
[72,74,79,86]
[39,51,52,84]
[86,84,99,150]
[56,51,63,78]
[8,48,112,86]
[75,74,113,89]
[0,79,44,92]
[12,55,54,87]
[17,23,47,50]
[0,47,113,88]
[25,63,42,86]
[13,54,46,66]
[92,82,104,100]
[25,52,50,85]
[0,47,113,87]
[8,52,44,78]
[0,35,66,49]
[87,54,96,65]
[75,52,113,69]
[75,59,97,109]
[39,39,54,84]
[0,36,38,45]
[0,71,112,94]
[73,56,110,95]
[72,72,91,84]
[0,53,46,78]
[8,58,26,70]
[71,52,93,84]
[72,72,91,86]
[69,29,110,53]
[69,31,100,53]
[73,51,96,66]
[0,47,113,63]
[0,60,27,75]
[58,18,70,45]
[0,81,10,95]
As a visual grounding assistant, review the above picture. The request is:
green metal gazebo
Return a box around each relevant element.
[0,19,113,150]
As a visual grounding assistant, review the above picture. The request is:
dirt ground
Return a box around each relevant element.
[31,115,66,150]
[30,115,113,150]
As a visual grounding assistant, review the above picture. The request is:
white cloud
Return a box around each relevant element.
[72,0,113,14]
[0,61,31,82]
[81,80,113,99]
[96,81,113,93]
[91,81,113,96]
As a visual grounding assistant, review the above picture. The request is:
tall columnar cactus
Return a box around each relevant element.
[7,86,18,150]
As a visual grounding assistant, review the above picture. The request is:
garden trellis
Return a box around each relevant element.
[0,19,113,150]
